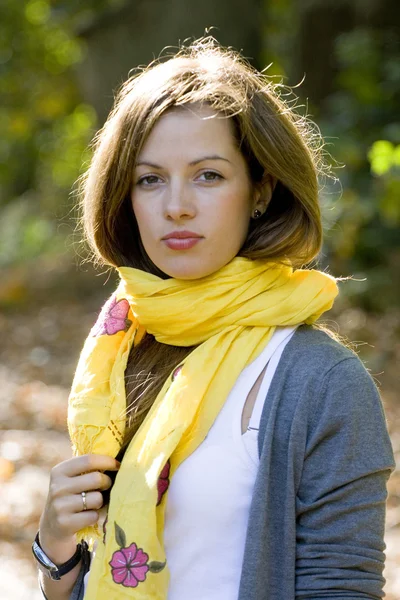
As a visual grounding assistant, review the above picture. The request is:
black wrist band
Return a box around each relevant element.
[32,531,87,580]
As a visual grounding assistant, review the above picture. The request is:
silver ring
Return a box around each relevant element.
[81,491,87,511]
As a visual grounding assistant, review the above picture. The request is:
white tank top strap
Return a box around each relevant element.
[248,326,297,432]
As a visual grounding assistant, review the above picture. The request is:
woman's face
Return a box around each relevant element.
[131,105,263,280]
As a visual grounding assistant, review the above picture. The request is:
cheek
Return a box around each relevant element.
[131,199,152,235]
[221,192,252,238]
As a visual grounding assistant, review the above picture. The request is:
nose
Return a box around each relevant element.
[164,180,196,221]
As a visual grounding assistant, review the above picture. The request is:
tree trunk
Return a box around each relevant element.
[75,0,264,123]
[292,0,400,108]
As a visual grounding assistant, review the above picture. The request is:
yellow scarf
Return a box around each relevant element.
[68,257,338,599]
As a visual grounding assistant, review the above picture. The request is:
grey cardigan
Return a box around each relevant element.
[42,325,396,599]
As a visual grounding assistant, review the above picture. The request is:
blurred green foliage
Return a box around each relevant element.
[0,0,399,312]
[0,0,97,267]
[319,28,400,311]
[368,141,400,176]
[265,6,400,312]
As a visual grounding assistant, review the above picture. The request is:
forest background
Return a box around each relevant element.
[0,0,399,598]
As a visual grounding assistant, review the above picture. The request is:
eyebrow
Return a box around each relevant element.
[135,155,232,168]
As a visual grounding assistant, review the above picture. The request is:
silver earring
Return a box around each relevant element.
[253,209,262,219]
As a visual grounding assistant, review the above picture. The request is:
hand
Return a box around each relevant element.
[39,454,120,563]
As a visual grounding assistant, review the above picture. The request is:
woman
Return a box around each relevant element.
[35,38,395,600]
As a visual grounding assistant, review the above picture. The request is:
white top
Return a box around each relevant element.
[164,326,297,600]
[83,326,297,598]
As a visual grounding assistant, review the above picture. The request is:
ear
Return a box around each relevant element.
[252,174,278,216]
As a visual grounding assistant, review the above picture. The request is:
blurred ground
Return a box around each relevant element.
[0,274,399,599]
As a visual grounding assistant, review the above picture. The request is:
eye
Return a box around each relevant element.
[197,171,224,182]
[136,174,162,186]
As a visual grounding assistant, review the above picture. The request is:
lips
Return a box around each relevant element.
[162,230,202,240]
[161,231,203,250]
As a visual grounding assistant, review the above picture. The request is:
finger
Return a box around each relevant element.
[52,454,121,477]
[70,491,104,514]
[67,471,114,494]
[65,454,120,477]
[60,509,100,534]
[56,454,120,478]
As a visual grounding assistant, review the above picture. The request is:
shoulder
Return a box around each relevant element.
[279,323,375,387]
[273,323,383,419]
[281,325,391,438]
[284,324,357,368]
[259,325,395,471]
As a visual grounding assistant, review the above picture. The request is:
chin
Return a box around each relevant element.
[159,260,228,281]
[163,268,211,281]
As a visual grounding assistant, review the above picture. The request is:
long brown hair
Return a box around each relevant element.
[78,37,338,459]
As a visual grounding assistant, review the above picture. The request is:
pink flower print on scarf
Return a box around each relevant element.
[109,542,149,587]
[157,460,170,506]
[109,523,166,588]
[171,364,183,381]
[91,295,132,337]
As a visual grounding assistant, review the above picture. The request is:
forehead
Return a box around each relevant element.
[137,105,238,160]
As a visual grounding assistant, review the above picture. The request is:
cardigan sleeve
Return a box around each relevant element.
[295,356,395,599]
[38,548,91,600]
[68,548,91,600]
